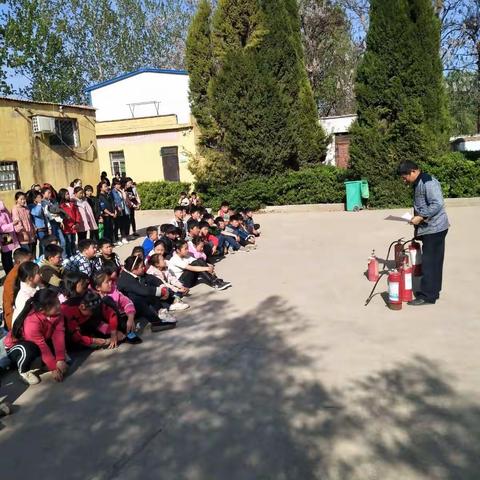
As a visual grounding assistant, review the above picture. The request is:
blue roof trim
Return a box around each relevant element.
[85,67,188,93]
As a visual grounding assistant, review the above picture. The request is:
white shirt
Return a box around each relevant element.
[168,254,195,279]
[12,283,38,326]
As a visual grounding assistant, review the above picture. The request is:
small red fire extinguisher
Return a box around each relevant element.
[408,240,422,276]
[388,269,402,310]
[400,256,413,302]
[367,250,379,282]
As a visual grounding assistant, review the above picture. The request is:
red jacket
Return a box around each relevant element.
[4,311,66,371]
[60,202,81,234]
[61,302,118,346]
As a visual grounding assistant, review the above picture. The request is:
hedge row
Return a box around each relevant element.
[136,154,480,211]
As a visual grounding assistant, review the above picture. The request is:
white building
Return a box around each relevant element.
[450,135,480,153]
[320,114,357,168]
[86,67,191,123]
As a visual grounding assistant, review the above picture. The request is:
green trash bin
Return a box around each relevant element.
[344,180,363,211]
[361,180,369,199]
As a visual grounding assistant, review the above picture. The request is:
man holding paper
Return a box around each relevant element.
[398,160,450,306]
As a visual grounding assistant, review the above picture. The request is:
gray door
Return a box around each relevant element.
[161,146,180,182]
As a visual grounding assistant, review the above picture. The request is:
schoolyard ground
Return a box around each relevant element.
[0,205,479,480]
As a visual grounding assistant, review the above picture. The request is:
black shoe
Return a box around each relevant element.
[132,232,140,237]
[150,322,177,332]
[213,280,232,291]
[407,298,435,306]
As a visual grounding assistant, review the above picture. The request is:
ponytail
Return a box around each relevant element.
[11,298,35,339]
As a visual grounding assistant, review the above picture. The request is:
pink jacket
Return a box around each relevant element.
[5,311,66,371]
[188,241,206,261]
[106,287,136,315]
[75,199,98,232]
[0,201,20,252]
[12,205,35,244]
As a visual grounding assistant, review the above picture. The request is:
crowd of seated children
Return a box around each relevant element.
[0,182,261,410]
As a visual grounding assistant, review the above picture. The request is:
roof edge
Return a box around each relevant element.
[85,67,188,93]
[0,95,96,110]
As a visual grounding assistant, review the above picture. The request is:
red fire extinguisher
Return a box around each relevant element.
[400,256,413,302]
[367,250,379,282]
[408,240,422,276]
[388,269,402,310]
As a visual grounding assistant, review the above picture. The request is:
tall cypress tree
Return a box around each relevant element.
[349,0,450,207]
[186,0,326,179]
[185,0,216,146]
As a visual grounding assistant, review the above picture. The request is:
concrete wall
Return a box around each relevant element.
[0,98,99,208]
[96,115,196,184]
[320,114,357,165]
[90,72,191,124]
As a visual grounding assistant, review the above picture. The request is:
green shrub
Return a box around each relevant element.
[196,165,349,211]
[136,181,191,210]
[429,152,480,198]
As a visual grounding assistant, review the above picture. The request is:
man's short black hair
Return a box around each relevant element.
[44,244,64,259]
[198,221,209,229]
[164,224,179,235]
[174,206,183,213]
[220,201,230,207]
[397,160,419,175]
[78,239,96,252]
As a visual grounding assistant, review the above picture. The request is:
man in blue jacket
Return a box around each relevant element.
[398,161,450,306]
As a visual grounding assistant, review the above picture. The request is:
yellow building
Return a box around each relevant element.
[0,96,99,208]
[95,114,196,183]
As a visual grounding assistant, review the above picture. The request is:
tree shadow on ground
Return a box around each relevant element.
[0,295,479,480]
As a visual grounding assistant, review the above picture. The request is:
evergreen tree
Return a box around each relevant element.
[349,0,451,206]
[187,0,326,179]
[185,0,216,146]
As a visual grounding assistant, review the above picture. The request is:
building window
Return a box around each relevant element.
[50,118,79,147]
[110,151,126,176]
[161,146,180,182]
[0,162,20,191]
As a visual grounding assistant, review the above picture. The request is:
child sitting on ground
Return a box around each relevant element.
[160,225,180,258]
[39,244,64,292]
[94,238,121,273]
[168,240,231,291]
[117,255,177,332]
[64,239,97,278]
[215,217,243,253]
[145,239,167,263]
[61,290,122,349]
[35,234,60,264]
[4,289,67,385]
[178,191,190,210]
[198,220,218,258]
[146,254,190,311]
[12,261,42,326]
[226,215,255,247]
[142,226,158,257]
[244,207,261,236]
[92,271,142,344]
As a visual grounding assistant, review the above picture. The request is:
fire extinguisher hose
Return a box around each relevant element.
[364,271,387,306]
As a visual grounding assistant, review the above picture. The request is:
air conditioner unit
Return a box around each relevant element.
[32,115,56,134]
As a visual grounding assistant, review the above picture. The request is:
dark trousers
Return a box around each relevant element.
[130,210,137,234]
[114,214,130,240]
[103,217,114,242]
[7,341,41,373]
[1,251,14,275]
[179,259,216,289]
[77,231,87,241]
[418,229,448,303]
[130,295,169,323]
[64,233,77,257]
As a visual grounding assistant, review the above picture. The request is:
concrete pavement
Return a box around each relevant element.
[1,206,480,479]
